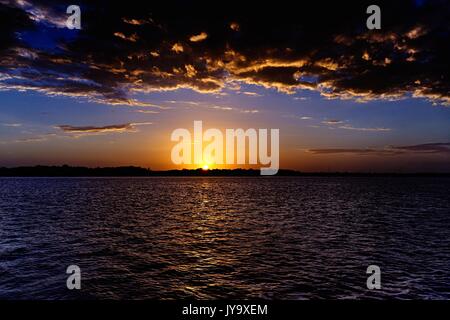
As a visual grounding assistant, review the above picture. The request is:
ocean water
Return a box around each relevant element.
[0,177,449,300]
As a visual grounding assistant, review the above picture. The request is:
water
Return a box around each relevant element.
[0,177,449,299]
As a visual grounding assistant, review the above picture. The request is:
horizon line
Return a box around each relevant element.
[0,165,449,176]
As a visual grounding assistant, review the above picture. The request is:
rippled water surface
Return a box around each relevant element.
[0,177,449,299]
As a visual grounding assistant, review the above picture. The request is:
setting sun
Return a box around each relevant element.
[202,165,209,170]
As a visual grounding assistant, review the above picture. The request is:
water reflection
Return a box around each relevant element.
[0,177,449,299]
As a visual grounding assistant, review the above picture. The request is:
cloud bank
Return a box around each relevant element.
[309,142,450,155]
[0,0,448,106]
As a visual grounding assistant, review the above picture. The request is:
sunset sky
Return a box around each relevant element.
[0,0,449,172]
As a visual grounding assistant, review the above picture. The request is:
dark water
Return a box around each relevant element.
[0,177,449,300]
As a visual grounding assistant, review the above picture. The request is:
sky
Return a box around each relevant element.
[0,0,449,172]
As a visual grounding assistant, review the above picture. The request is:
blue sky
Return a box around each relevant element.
[1,84,449,171]
[0,0,449,171]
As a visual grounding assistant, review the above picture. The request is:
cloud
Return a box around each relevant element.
[320,121,391,131]
[162,99,259,114]
[212,105,233,111]
[322,119,344,125]
[337,125,391,132]
[240,109,259,114]
[283,114,313,120]
[241,91,263,97]
[2,123,22,127]
[0,132,57,144]
[0,0,448,106]
[114,32,139,42]
[1,121,153,144]
[308,143,450,155]
[3,0,67,28]
[393,142,450,153]
[308,148,383,155]
[171,43,184,53]
[135,109,159,114]
[189,32,208,42]
[57,124,134,133]
[56,122,152,134]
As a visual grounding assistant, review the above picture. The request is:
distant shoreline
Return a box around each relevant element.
[0,165,449,177]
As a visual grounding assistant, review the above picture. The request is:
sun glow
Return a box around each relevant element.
[202,165,209,170]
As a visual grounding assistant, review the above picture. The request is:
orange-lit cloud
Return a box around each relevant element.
[189,32,208,42]
[0,0,448,107]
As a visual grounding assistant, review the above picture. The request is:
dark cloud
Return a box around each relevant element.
[57,122,152,134]
[308,148,384,155]
[0,0,449,105]
[394,142,450,153]
[57,124,134,133]
[309,142,450,155]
